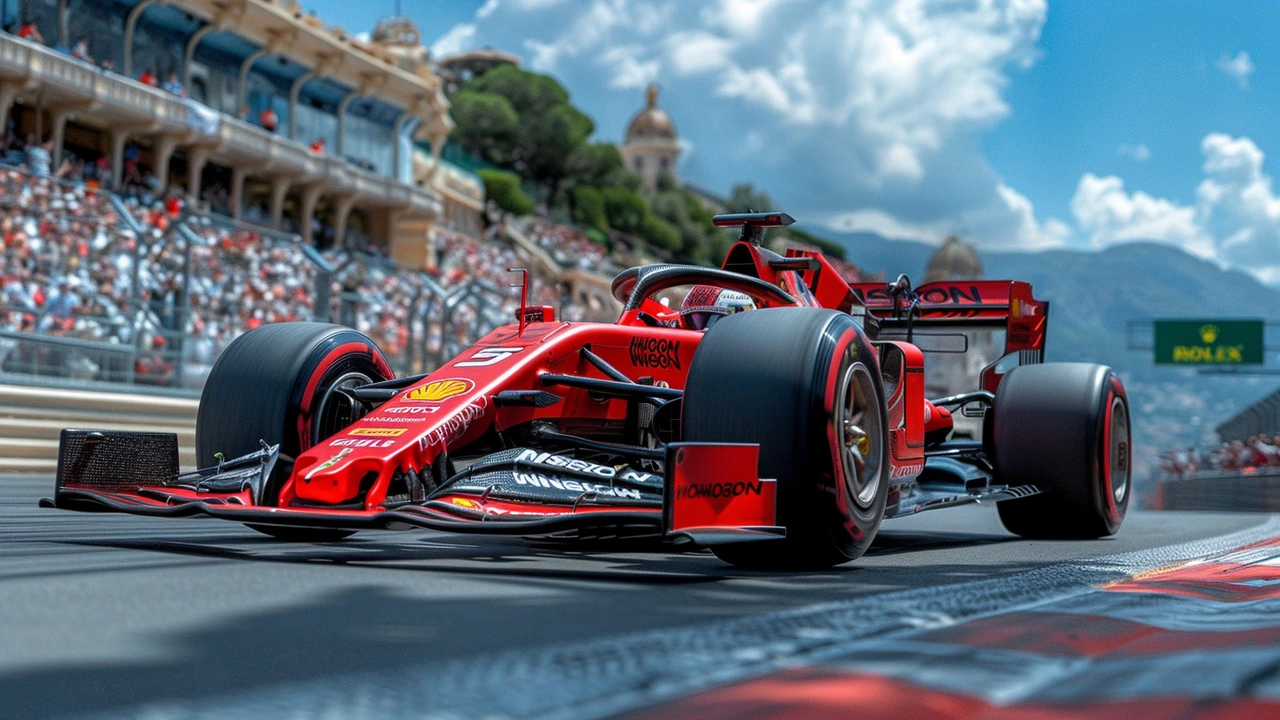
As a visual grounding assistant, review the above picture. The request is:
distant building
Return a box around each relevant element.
[922,236,992,438]
[621,84,679,193]
[924,235,984,282]
[0,1,475,252]
[435,49,521,96]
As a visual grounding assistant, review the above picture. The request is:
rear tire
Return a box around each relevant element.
[682,308,889,569]
[992,363,1131,539]
[196,322,393,542]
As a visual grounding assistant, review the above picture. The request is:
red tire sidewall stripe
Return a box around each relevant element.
[296,339,390,452]
[1101,375,1128,524]
[823,327,859,528]
[1102,389,1117,523]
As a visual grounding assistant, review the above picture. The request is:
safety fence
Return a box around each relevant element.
[0,165,541,388]
[1148,471,1280,512]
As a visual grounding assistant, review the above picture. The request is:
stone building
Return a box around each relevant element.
[621,84,680,192]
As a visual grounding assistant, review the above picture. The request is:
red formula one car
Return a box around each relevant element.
[46,213,1131,568]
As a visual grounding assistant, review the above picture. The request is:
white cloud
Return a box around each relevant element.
[600,46,659,89]
[995,183,1072,249]
[1071,173,1212,256]
[431,23,476,59]
[700,0,795,38]
[1118,143,1151,162]
[820,183,1069,250]
[666,31,734,75]
[509,0,572,10]
[1216,51,1255,89]
[444,0,1057,252]
[1071,133,1280,282]
[476,0,500,19]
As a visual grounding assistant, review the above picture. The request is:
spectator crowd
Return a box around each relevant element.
[1160,434,1280,479]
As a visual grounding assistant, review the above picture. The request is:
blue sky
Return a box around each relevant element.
[309,0,1280,283]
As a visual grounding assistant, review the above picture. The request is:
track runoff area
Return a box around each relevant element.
[4,474,1279,719]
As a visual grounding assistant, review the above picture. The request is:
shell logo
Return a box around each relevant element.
[448,497,480,510]
[1199,324,1219,344]
[405,378,473,402]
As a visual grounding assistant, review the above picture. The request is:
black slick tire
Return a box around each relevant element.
[992,363,1131,539]
[196,322,393,541]
[682,308,889,569]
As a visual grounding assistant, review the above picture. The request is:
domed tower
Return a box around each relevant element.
[371,16,430,74]
[924,235,983,283]
[621,84,680,192]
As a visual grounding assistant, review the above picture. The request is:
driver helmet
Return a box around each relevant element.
[679,285,756,331]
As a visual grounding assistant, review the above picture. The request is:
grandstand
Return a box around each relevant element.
[0,1,631,394]
[0,0,474,253]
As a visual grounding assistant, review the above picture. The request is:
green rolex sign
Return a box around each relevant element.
[1154,319,1264,365]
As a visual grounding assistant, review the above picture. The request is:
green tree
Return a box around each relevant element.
[640,214,682,253]
[467,65,569,117]
[567,142,631,188]
[455,65,595,199]
[570,185,608,232]
[448,91,518,166]
[601,186,648,234]
[479,169,534,216]
[727,183,775,213]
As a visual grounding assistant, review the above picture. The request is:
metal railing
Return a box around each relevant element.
[1150,470,1280,512]
[0,166,331,389]
[326,249,516,376]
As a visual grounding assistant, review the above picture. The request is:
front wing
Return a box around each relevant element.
[45,430,785,548]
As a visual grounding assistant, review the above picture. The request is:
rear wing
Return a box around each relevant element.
[781,246,1048,393]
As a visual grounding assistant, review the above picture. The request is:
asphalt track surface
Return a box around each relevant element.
[4,473,1279,719]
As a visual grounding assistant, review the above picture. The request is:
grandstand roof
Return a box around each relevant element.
[134,0,451,135]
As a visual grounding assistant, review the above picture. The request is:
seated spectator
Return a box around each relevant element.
[25,138,51,178]
[70,36,91,63]
[138,68,157,86]
[258,107,279,133]
[17,21,43,43]
[162,72,184,96]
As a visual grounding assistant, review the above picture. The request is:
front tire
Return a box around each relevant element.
[992,363,1131,539]
[196,322,393,541]
[682,308,889,569]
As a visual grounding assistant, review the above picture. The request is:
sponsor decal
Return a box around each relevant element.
[851,285,983,306]
[331,438,396,449]
[675,480,763,500]
[372,416,429,424]
[447,497,481,510]
[1168,323,1244,363]
[383,405,440,415]
[629,337,682,370]
[1155,319,1262,366]
[515,449,615,478]
[1010,297,1039,319]
[512,472,642,500]
[891,463,925,478]
[348,427,406,437]
[619,468,658,484]
[406,379,473,402]
[424,396,490,448]
[304,448,351,480]
[456,346,521,367]
[683,285,722,308]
